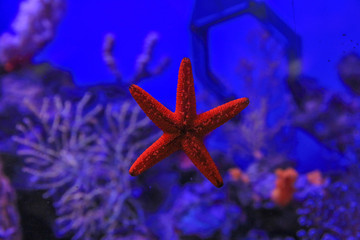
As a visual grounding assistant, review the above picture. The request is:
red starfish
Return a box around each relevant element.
[129,58,249,187]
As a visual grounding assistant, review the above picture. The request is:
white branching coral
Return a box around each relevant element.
[13,93,102,193]
[217,30,296,192]
[225,51,292,166]
[102,31,170,85]
[13,93,159,239]
[0,0,65,68]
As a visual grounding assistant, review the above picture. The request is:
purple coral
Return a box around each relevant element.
[0,162,22,240]
[338,53,360,95]
[293,86,360,154]
[296,170,360,239]
[13,93,158,239]
[0,0,65,70]
[155,181,243,240]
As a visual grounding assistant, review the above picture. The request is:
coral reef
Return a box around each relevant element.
[1,0,359,239]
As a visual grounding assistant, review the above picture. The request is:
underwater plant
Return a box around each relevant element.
[13,93,159,239]
[0,0,65,71]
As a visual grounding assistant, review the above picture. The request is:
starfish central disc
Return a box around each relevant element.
[128,58,249,187]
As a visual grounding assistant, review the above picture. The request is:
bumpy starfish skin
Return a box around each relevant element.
[129,58,249,187]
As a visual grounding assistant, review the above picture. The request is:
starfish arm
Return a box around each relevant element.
[181,134,223,187]
[194,97,249,136]
[175,58,197,125]
[129,133,181,176]
[129,84,179,133]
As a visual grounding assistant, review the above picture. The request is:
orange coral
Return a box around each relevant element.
[307,170,324,186]
[228,168,249,183]
[271,168,298,207]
